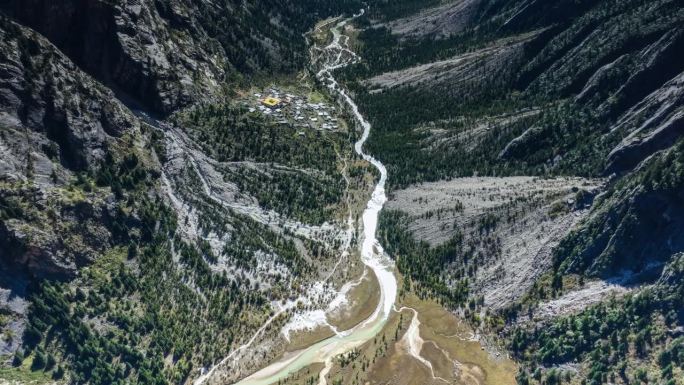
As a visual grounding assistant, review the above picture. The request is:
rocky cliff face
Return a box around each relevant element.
[0,15,138,170]
[0,16,141,278]
[0,0,362,114]
[1,0,230,114]
[0,1,363,382]
[0,0,361,283]
[556,138,684,279]
[0,16,148,370]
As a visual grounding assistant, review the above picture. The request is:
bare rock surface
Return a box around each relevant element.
[386,176,603,308]
[384,0,482,39]
[0,0,228,113]
[0,269,28,356]
[365,31,539,90]
[0,18,140,280]
[528,280,633,322]
[605,71,684,174]
[0,18,139,172]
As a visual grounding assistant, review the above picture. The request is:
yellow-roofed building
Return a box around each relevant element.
[262,97,281,108]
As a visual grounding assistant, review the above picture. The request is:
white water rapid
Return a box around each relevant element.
[232,10,398,385]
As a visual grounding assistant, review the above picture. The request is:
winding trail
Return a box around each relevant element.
[192,307,292,385]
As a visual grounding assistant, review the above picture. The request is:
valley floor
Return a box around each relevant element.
[216,13,520,385]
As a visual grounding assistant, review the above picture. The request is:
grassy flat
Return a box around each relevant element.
[328,268,381,332]
[285,325,336,353]
[403,294,518,385]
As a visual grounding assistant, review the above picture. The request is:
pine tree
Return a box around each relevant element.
[12,349,24,367]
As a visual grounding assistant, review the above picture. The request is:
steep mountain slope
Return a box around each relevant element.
[344,0,683,187]
[0,2,367,384]
[505,139,684,385]
[0,0,362,114]
[338,0,684,383]
[0,15,142,276]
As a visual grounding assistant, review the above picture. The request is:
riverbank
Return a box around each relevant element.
[226,10,518,385]
[273,287,517,385]
[231,11,399,384]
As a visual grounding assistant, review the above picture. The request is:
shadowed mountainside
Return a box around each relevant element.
[0,1,366,383]
[344,0,684,384]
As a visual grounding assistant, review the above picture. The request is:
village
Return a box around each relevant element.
[240,86,346,136]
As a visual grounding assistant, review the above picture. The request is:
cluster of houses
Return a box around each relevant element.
[246,87,342,133]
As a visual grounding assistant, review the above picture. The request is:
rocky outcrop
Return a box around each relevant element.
[574,54,630,104]
[385,0,482,39]
[0,17,145,281]
[605,29,684,118]
[0,16,139,172]
[515,0,682,100]
[656,253,684,291]
[606,108,684,175]
[0,0,229,114]
[556,140,684,278]
[604,73,684,175]
[0,219,78,279]
[498,125,543,160]
[0,183,116,279]
[596,31,684,174]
